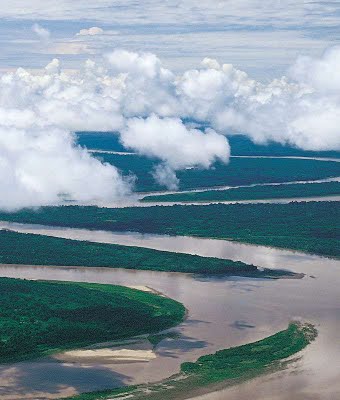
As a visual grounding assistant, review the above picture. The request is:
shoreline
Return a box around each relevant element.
[0,262,303,281]
[141,192,340,204]
[63,322,317,400]
[0,257,338,399]
[0,279,187,366]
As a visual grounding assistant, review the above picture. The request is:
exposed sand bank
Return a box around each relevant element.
[54,348,157,364]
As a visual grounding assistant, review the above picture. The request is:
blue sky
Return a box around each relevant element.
[1,1,340,79]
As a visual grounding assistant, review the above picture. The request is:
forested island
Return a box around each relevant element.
[66,322,317,400]
[95,154,340,192]
[0,230,292,278]
[1,201,338,258]
[141,181,340,203]
[0,278,185,363]
[76,132,340,159]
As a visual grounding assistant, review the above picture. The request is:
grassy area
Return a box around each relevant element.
[141,181,340,202]
[94,153,340,192]
[0,230,292,278]
[0,277,185,363]
[65,322,317,400]
[1,201,338,258]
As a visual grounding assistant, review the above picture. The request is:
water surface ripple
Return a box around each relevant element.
[0,222,339,400]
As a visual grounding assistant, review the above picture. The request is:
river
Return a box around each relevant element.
[0,222,339,399]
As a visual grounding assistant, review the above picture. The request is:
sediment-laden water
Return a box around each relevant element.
[0,221,339,399]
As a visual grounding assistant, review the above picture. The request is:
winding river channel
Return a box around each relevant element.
[0,221,339,400]
[76,153,340,208]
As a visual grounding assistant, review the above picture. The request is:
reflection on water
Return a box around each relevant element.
[0,222,339,399]
[0,220,337,272]
[195,324,340,400]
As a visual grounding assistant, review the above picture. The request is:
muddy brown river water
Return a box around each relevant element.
[0,222,339,400]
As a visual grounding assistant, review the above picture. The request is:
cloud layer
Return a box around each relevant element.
[32,23,50,41]
[105,47,340,152]
[1,1,338,28]
[0,46,340,209]
[1,1,339,78]
[76,27,104,36]
[0,126,130,210]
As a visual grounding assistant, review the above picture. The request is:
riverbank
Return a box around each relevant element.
[65,322,317,400]
[141,181,340,203]
[0,246,338,400]
[0,278,185,364]
[0,229,298,278]
[0,201,337,258]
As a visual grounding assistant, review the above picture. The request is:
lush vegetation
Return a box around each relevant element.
[76,132,126,152]
[76,131,340,159]
[141,181,340,202]
[76,132,340,192]
[0,230,289,278]
[1,201,338,258]
[0,278,185,363]
[92,153,340,192]
[226,135,340,158]
[66,322,317,400]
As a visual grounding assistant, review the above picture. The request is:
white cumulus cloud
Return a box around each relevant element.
[77,27,104,36]
[0,125,131,210]
[152,164,179,190]
[1,46,340,210]
[121,115,230,170]
[175,48,340,151]
[32,23,50,41]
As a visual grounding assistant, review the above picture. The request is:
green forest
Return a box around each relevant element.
[1,201,338,258]
[141,181,340,202]
[76,132,340,159]
[0,278,185,363]
[95,153,340,192]
[66,322,317,400]
[0,230,291,278]
[223,135,340,158]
